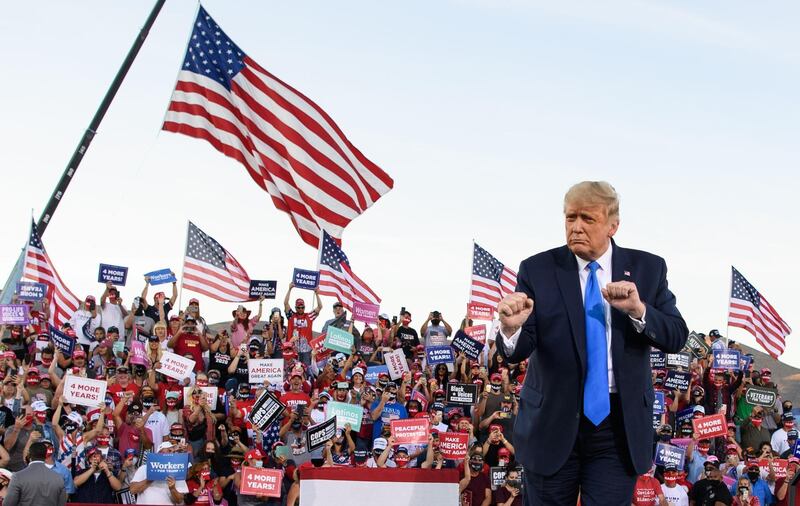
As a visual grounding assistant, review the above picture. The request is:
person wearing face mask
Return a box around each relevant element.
[779,430,798,460]
[391,310,419,359]
[687,437,713,484]
[185,460,214,505]
[99,283,127,341]
[730,461,774,506]
[113,400,153,456]
[661,463,690,505]
[283,284,322,366]
[129,441,189,505]
[771,414,796,456]
[421,311,453,347]
[139,386,168,445]
[327,425,355,466]
[52,400,104,471]
[278,407,313,466]
[703,367,743,422]
[733,476,760,506]
[460,449,492,506]
[480,393,516,444]
[689,458,733,506]
[482,425,515,467]
[741,407,772,455]
[370,385,408,441]
[492,467,524,506]
[227,448,273,506]
[72,446,122,503]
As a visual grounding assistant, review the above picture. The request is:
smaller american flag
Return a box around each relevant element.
[317,230,380,311]
[728,266,791,359]
[182,221,252,302]
[470,243,517,307]
[22,220,79,327]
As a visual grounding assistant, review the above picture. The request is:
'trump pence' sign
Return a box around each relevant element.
[692,413,727,439]
[157,351,196,380]
[63,375,108,407]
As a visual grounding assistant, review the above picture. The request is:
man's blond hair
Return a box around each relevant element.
[563,181,620,221]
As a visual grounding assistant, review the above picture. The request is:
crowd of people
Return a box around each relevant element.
[0,276,796,506]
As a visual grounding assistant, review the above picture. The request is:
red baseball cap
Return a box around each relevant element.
[189,298,199,305]
[245,448,264,461]
[295,298,305,306]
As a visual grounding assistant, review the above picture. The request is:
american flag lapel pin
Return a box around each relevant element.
[624,270,631,277]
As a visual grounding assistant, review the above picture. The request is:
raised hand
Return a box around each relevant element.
[498,293,534,334]
[601,281,645,319]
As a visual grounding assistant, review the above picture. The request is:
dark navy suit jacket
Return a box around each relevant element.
[498,241,687,475]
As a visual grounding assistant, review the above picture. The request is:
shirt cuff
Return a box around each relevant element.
[498,327,522,354]
[629,306,647,333]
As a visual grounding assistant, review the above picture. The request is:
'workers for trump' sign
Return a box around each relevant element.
[146,452,189,480]
[63,375,107,407]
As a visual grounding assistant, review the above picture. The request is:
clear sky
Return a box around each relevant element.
[1,1,797,364]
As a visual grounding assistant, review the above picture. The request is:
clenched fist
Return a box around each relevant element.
[498,293,534,335]
[601,281,645,319]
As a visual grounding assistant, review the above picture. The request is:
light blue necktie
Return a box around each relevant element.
[584,261,610,425]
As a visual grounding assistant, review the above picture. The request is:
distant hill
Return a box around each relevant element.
[733,341,800,403]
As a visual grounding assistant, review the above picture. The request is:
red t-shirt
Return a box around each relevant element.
[633,475,663,506]
[172,332,204,371]
[461,472,490,506]
[287,312,316,342]
[117,422,153,454]
[108,383,140,416]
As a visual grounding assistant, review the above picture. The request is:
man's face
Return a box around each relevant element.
[295,304,305,314]
[333,305,343,317]
[564,203,618,261]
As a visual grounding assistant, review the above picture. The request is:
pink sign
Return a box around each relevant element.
[390,418,429,445]
[439,432,469,460]
[239,467,282,497]
[692,413,727,439]
[464,325,487,344]
[467,303,493,321]
[352,301,380,323]
[130,341,149,366]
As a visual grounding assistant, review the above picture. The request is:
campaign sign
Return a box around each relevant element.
[745,387,777,407]
[464,325,487,344]
[676,407,695,427]
[248,359,285,386]
[248,280,277,299]
[685,331,710,358]
[439,432,469,460]
[451,330,484,361]
[309,334,331,360]
[669,438,692,450]
[49,325,75,356]
[146,452,189,480]
[362,365,388,384]
[666,352,691,369]
[248,390,286,430]
[239,467,282,497]
[664,370,691,392]
[467,302,494,321]
[156,352,196,380]
[692,413,727,439]
[713,350,742,371]
[653,391,665,415]
[63,375,108,408]
[654,443,686,469]
[16,282,46,301]
[352,301,380,323]
[649,351,666,369]
[385,348,410,380]
[490,467,508,489]
[426,346,455,365]
[740,354,753,374]
[183,386,218,410]
[0,305,29,325]
[326,401,362,431]
[143,268,176,285]
[446,383,479,405]
[758,458,788,479]
[391,418,429,445]
[292,268,319,290]
[323,326,354,354]
[306,417,337,452]
[98,263,128,286]
[130,341,149,366]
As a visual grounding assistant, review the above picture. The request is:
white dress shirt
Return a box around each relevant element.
[500,245,647,393]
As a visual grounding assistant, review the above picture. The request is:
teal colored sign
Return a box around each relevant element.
[323,326,354,354]
[326,400,362,431]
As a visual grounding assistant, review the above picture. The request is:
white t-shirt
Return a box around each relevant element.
[661,484,689,506]
[771,428,790,455]
[145,411,169,445]
[132,464,188,505]
[101,303,125,336]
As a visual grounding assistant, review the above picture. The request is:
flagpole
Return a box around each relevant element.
[177,220,190,313]
[725,265,733,348]
[0,0,166,303]
[466,240,475,327]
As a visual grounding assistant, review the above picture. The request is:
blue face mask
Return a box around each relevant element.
[252,460,263,468]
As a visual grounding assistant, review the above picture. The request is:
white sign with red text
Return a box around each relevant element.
[385,348,409,380]
[183,386,218,410]
[156,351,196,380]
[64,375,108,407]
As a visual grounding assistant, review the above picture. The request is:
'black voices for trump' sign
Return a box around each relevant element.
[446,383,479,405]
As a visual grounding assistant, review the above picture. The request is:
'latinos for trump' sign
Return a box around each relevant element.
[323,327,354,354]
[692,413,727,439]
[239,467,282,497]
[146,452,189,480]
[326,401,362,432]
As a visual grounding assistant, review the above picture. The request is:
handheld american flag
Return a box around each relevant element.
[182,221,252,302]
[22,220,80,327]
[163,7,393,249]
[728,266,792,359]
[469,243,517,307]
[317,230,380,311]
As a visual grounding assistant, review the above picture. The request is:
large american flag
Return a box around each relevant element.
[22,221,79,327]
[182,221,252,302]
[728,266,792,359]
[163,7,393,249]
[470,243,517,307]
[317,230,380,311]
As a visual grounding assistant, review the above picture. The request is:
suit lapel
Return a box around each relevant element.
[610,240,631,381]
[555,246,586,376]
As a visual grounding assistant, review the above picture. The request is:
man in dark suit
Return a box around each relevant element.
[496,181,688,505]
[3,441,66,506]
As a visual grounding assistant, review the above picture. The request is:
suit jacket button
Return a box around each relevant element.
[576,413,580,419]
